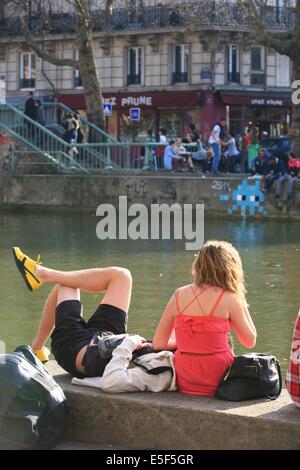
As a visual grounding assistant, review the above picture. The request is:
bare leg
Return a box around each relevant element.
[186,155,194,169]
[31,285,81,353]
[31,286,59,351]
[31,267,132,366]
[54,285,86,374]
[35,266,132,313]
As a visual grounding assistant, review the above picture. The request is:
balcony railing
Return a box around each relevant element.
[250,73,265,86]
[74,76,83,88]
[172,72,188,84]
[127,74,141,86]
[227,72,240,84]
[20,78,36,89]
[0,2,295,37]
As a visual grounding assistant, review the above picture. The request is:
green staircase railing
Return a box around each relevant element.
[42,101,119,169]
[0,103,117,172]
[42,101,119,145]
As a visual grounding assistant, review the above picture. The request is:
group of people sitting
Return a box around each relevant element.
[161,120,241,174]
[160,122,299,201]
[11,243,299,407]
[249,148,300,200]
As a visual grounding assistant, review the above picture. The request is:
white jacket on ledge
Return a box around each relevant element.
[71,335,177,393]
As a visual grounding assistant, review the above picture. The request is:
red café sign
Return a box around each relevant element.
[103,91,199,108]
[103,95,153,107]
[58,91,199,109]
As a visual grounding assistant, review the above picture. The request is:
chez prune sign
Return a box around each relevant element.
[103,95,153,107]
[102,91,198,108]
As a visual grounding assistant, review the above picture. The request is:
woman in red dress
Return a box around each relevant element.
[153,240,257,396]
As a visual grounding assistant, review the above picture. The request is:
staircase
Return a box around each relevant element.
[42,101,119,145]
[0,103,119,173]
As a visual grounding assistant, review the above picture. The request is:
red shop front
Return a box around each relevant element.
[218,90,292,138]
[58,90,202,140]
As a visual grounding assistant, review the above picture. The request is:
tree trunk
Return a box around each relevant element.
[78,37,106,132]
[76,0,106,132]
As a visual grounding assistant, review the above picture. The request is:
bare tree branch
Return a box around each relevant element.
[7,0,78,67]
[256,31,296,57]
[237,0,297,58]
[89,0,114,29]
[24,37,78,67]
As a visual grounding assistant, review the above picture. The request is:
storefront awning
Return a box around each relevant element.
[58,90,200,110]
[219,90,292,107]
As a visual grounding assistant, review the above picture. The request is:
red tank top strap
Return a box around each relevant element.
[209,289,226,317]
[175,289,181,315]
[176,285,210,316]
[191,285,206,316]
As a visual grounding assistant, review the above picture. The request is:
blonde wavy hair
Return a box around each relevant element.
[192,240,247,306]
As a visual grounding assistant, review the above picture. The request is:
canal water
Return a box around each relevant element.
[0,210,299,379]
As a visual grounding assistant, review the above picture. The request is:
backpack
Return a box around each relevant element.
[0,345,70,449]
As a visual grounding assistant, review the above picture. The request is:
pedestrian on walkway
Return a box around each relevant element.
[24,91,37,139]
[209,118,226,174]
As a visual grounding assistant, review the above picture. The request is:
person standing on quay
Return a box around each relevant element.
[24,91,37,139]
[209,118,226,174]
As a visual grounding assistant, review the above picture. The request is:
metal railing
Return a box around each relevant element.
[105,3,295,30]
[1,118,204,174]
[250,73,266,86]
[0,2,295,36]
[8,151,75,174]
[58,141,202,172]
[19,78,36,89]
[11,100,119,144]
[42,101,120,169]
[0,103,116,173]
[227,72,240,84]
[127,74,141,86]
[41,101,119,144]
[172,72,188,84]
[5,142,168,174]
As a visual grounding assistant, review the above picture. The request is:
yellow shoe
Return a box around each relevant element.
[34,347,50,364]
[12,247,44,292]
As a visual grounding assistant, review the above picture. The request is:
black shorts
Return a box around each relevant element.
[51,300,127,378]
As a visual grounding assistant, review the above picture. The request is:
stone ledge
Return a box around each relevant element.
[0,174,300,218]
[48,361,300,450]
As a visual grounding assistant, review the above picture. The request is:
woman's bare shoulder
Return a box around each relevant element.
[225,290,237,299]
[176,284,193,293]
[225,291,243,308]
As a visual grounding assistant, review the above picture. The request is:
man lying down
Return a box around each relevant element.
[12,247,176,393]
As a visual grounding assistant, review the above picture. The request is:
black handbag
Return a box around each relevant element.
[215,353,282,401]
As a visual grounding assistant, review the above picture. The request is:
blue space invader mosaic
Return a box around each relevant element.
[219,180,267,217]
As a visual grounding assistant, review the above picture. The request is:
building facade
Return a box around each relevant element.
[0,0,295,141]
